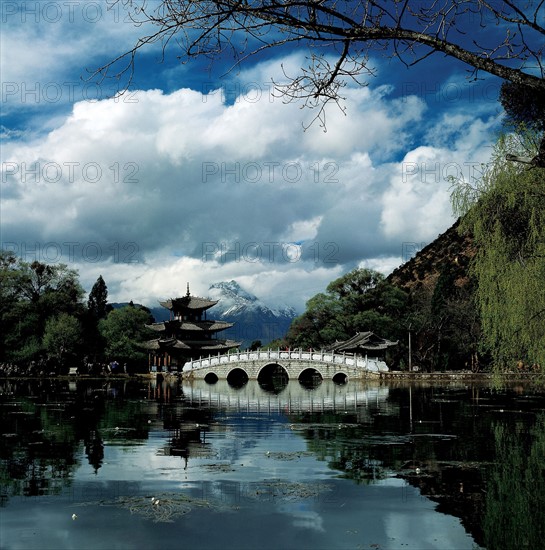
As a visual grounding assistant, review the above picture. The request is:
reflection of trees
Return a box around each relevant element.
[290,410,393,484]
[403,464,486,546]
[84,430,104,474]
[1,399,79,498]
[483,414,545,550]
[290,386,484,482]
[292,385,545,548]
[0,379,151,502]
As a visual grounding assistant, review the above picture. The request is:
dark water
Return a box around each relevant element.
[1,378,545,550]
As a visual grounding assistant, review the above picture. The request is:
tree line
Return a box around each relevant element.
[268,262,481,372]
[0,253,152,375]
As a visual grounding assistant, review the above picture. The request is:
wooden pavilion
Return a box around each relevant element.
[328,331,398,358]
[142,284,241,373]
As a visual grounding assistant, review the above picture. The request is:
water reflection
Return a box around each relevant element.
[182,378,389,414]
[84,430,104,473]
[483,413,545,550]
[1,378,544,549]
[256,363,290,394]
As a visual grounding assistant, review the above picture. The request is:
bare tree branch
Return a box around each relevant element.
[93,0,545,113]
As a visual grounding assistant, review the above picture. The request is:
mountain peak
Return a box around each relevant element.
[209,280,257,302]
[207,280,297,347]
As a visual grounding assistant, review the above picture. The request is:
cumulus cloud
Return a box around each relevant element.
[1,47,500,310]
[0,0,160,139]
[380,114,499,243]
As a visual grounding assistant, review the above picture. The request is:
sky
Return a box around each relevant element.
[0,1,508,312]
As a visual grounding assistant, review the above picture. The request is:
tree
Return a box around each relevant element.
[0,251,21,360]
[287,267,408,349]
[16,261,84,315]
[88,275,110,320]
[99,305,154,363]
[97,1,544,142]
[82,275,111,360]
[451,129,545,369]
[249,339,262,351]
[500,81,545,134]
[500,81,545,166]
[288,291,347,349]
[0,255,85,363]
[43,313,83,365]
[407,264,481,371]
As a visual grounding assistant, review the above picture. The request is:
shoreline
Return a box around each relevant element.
[379,370,545,383]
[0,371,544,385]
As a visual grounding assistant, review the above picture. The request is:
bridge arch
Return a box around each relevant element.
[204,372,219,384]
[298,367,323,388]
[332,371,349,384]
[257,363,289,393]
[226,367,249,388]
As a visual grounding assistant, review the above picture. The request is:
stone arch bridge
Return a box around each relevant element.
[182,349,388,383]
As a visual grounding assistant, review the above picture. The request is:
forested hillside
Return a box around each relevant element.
[282,221,482,371]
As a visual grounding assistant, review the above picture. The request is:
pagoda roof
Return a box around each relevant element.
[328,332,398,353]
[141,337,240,352]
[141,338,191,350]
[191,339,241,351]
[146,320,234,333]
[159,296,218,311]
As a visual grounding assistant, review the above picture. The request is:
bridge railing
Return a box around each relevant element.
[182,349,388,373]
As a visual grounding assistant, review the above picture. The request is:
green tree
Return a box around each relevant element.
[99,305,153,364]
[0,251,21,361]
[0,255,85,363]
[288,291,346,349]
[249,339,262,351]
[43,313,83,366]
[287,268,408,350]
[406,266,481,372]
[451,130,545,369]
[88,275,110,320]
[500,81,545,134]
[83,275,111,359]
[16,261,85,321]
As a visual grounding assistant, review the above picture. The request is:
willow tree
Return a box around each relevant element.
[97,0,544,139]
[451,130,545,369]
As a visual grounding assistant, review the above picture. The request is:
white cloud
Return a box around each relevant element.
[380,114,499,244]
[0,3,152,117]
[358,256,404,277]
[1,49,500,310]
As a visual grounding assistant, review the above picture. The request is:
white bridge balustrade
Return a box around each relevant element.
[182,349,389,381]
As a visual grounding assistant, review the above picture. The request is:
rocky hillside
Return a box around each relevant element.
[386,218,480,371]
[387,218,474,292]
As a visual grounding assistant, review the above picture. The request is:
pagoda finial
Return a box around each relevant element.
[186,282,190,297]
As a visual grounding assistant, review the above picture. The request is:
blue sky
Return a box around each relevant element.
[0,1,508,311]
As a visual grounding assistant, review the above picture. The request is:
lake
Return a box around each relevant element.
[1,377,544,549]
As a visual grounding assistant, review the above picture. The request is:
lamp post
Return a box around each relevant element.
[408,324,412,373]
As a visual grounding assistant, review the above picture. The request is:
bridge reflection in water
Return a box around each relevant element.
[181,379,390,415]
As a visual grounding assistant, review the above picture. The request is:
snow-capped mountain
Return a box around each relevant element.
[207,280,298,348]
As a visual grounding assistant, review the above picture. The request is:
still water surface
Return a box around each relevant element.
[1,378,544,550]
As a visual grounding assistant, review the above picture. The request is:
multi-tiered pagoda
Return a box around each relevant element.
[143,284,241,373]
